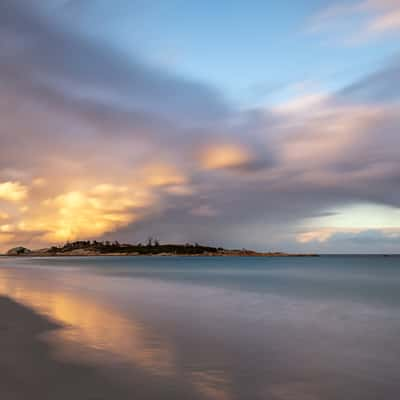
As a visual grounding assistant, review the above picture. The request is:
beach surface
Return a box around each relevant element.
[0,296,147,400]
[1,256,400,399]
[0,294,209,400]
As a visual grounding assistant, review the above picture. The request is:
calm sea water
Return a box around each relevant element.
[0,255,399,399]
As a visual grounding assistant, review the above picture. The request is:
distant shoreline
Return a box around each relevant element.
[0,251,320,257]
[2,241,319,257]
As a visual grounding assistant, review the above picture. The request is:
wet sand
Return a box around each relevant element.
[0,296,138,399]
[2,256,400,400]
[0,295,208,400]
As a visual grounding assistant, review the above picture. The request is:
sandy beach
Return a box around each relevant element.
[0,293,210,400]
[1,256,400,399]
[0,296,136,400]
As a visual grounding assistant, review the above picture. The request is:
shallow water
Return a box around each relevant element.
[0,255,399,399]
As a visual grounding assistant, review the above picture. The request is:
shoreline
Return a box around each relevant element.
[3,242,319,257]
[0,252,319,258]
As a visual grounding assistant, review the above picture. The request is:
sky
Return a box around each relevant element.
[0,0,400,253]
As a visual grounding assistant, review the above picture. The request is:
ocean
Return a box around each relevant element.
[0,255,399,399]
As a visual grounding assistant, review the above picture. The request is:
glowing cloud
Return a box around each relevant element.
[143,164,187,187]
[0,212,9,220]
[13,184,153,243]
[0,181,28,202]
[32,178,46,187]
[0,224,14,233]
[200,144,252,170]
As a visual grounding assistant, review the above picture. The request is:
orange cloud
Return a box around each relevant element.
[200,144,252,170]
[0,162,192,249]
[32,177,46,187]
[0,212,9,220]
[297,228,345,243]
[0,224,14,233]
[143,163,186,187]
[37,186,150,242]
[1,183,152,245]
[0,181,28,202]
[0,232,14,244]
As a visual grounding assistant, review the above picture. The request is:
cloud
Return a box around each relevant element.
[309,0,400,43]
[190,205,219,217]
[142,163,187,187]
[297,228,342,244]
[0,182,28,202]
[199,144,253,171]
[274,93,329,114]
[366,0,400,33]
[0,212,10,220]
[278,103,388,169]
[339,56,400,103]
[297,202,400,245]
[0,0,231,249]
[0,0,230,125]
[297,227,400,244]
[297,228,400,254]
[13,183,153,243]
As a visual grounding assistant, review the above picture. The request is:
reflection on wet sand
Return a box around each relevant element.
[0,268,175,375]
[2,256,400,400]
[0,267,231,400]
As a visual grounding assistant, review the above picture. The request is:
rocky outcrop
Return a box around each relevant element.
[6,247,32,256]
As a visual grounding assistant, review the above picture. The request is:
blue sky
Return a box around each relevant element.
[0,0,400,252]
[63,0,400,105]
